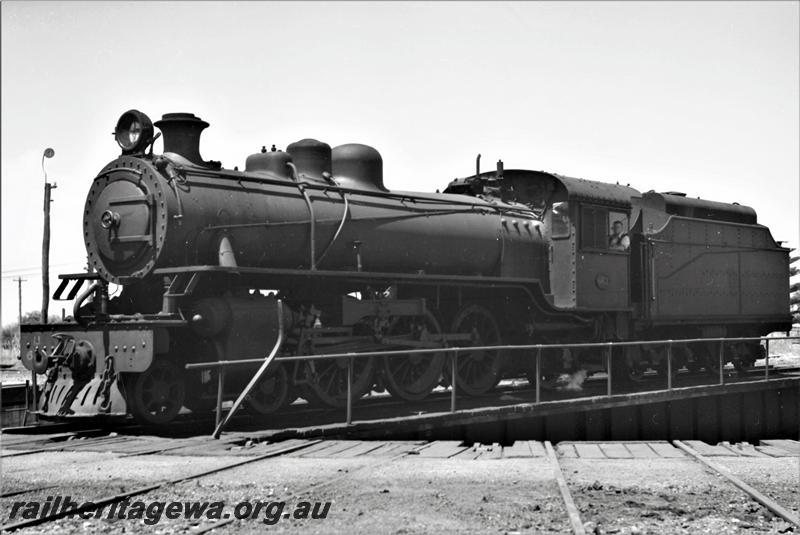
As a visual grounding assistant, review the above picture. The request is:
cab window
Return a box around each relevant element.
[551,202,571,238]
[608,211,630,251]
[580,206,608,249]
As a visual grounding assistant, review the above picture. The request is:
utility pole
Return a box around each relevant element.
[15,275,36,416]
[41,148,55,324]
[15,276,26,330]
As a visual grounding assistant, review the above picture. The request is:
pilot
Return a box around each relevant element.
[609,220,630,251]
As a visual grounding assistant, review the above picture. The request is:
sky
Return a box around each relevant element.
[2,1,798,327]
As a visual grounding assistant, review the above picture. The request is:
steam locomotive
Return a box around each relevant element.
[20,110,792,425]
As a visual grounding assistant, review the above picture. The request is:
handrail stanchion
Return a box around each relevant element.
[535,347,541,404]
[172,333,799,437]
[212,300,284,439]
[606,344,612,397]
[450,351,458,413]
[346,356,353,425]
[23,380,30,427]
[667,341,673,391]
[215,369,226,429]
[31,368,37,416]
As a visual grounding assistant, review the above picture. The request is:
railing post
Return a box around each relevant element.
[718,341,724,385]
[535,347,541,404]
[31,367,37,414]
[450,351,458,413]
[606,344,612,397]
[346,356,353,425]
[764,338,770,380]
[215,369,226,429]
[23,379,30,427]
[667,342,673,391]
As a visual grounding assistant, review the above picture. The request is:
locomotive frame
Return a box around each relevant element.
[20,109,792,426]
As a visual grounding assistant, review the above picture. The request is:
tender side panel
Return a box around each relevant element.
[646,216,789,322]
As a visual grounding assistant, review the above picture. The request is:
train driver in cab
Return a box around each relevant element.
[609,220,630,251]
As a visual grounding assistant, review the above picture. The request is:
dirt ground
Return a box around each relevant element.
[2,445,798,535]
[561,457,799,535]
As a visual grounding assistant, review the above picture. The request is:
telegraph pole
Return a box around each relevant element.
[15,275,36,416]
[41,148,55,324]
[15,276,26,329]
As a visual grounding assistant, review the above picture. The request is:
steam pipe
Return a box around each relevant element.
[288,163,317,270]
[316,192,349,267]
[72,281,102,326]
[212,300,284,439]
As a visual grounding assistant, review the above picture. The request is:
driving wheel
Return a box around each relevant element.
[382,311,445,402]
[445,304,503,396]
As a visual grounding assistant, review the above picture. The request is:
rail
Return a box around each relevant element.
[186,333,799,438]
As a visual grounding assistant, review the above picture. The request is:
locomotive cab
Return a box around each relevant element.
[494,170,640,312]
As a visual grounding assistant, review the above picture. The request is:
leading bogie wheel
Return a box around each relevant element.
[125,360,186,426]
[245,363,291,415]
[446,304,503,396]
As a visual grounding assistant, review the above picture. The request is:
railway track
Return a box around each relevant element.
[0,439,321,531]
[548,439,800,534]
[2,435,798,533]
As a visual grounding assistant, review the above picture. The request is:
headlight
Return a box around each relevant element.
[114,110,154,154]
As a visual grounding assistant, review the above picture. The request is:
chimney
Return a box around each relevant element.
[154,113,210,166]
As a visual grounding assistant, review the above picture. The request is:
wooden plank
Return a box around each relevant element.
[719,443,769,458]
[362,442,407,457]
[529,441,547,457]
[1,435,124,457]
[416,440,469,458]
[326,441,386,458]
[450,444,482,460]
[284,440,343,457]
[573,443,605,458]
[502,441,533,458]
[0,432,78,447]
[366,442,425,457]
[544,441,586,535]
[624,443,659,458]
[89,439,153,453]
[363,442,411,457]
[120,437,223,457]
[683,440,738,456]
[476,443,503,460]
[760,439,800,455]
[647,442,686,458]
[756,445,797,458]
[674,440,800,528]
[598,443,633,459]
[312,441,366,458]
[556,443,577,458]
